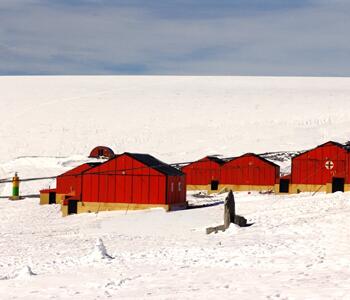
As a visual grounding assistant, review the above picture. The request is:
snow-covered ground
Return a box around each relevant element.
[1,76,350,299]
[0,192,350,299]
[1,76,350,164]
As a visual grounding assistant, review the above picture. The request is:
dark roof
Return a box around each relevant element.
[205,156,225,165]
[124,153,184,176]
[86,162,102,167]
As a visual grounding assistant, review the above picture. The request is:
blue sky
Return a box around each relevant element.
[0,0,349,76]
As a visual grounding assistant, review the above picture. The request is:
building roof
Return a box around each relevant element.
[224,153,280,168]
[124,153,184,176]
[205,156,225,165]
[58,162,101,177]
[292,141,350,160]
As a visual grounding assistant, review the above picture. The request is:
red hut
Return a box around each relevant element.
[39,162,101,205]
[89,146,115,159]
[220,153,280,192]
[181,156,224,192]
[290,141,350,193]
[55,162,101,204]
[62,152,187,216]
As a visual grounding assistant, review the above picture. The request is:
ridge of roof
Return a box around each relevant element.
[124,152,184,176]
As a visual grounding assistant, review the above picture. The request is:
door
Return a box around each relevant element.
[332,177,345,193]
[49,192,56,204]
[68,200,78,215]
[211,180,219,191]
[279,179,290,193]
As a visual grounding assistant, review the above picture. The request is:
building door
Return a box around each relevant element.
[279,179,290,193]
[68,200,78,215]
[332,177,345,193]
[211,180,219,190]
[49,192,56,204]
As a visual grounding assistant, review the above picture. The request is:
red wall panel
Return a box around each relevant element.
[221,155,279,185]
[291,143,349,185]
[182,157,221,185]
[57,164,94,197]
[81,153,185,205]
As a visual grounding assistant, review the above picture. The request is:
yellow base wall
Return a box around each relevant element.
[55,194,66,205]
[40,193,49,205]
[40,192,64,205]
[289,183,350,194]
[186,184,211,191]
[61,201,188,217]
[186,184,221,194]
[218,184,276,193]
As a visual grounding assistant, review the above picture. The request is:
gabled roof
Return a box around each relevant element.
[58,162,101,177]
[124,153,184,176]
[292,141,350,160]
[203,156,225,165]
[224,153,280,168]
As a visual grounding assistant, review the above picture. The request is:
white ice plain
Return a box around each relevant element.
[0,192,349,299]
[0,76,350,299]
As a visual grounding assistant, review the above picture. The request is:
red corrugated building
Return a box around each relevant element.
[181,156,224,192]
[89,146,115,159]
[220,153,280,192]
[55,162,101,204]
[40,162,100,205]
[290,141,350,193]
[61,152,187,215]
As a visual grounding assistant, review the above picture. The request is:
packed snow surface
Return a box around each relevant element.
[0,192,349,299]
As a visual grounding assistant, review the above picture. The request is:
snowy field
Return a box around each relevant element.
[0,192,350,299]
[1,76,350,164]
[1,76,350,299]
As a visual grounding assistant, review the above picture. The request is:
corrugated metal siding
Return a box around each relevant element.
[291,143,348,184]
[56,164,95,197]
[221,155,279,185]
[81,153,185,205]
[182,157,221,185]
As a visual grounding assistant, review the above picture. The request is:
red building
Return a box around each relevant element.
[56,163,101,204]
[89,146,115,159]
[220,153,280,192]
[62,152,187,215]
[181,156,225,191]
[290,141,350,193]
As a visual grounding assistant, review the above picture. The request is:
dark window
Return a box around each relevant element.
[211,180,219,190]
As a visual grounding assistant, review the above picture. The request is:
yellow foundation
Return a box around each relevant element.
[61,201,188,217]
[218,184,277,193]
[39,193,49,205]
[55,194,67,205]
[289,184,326,194]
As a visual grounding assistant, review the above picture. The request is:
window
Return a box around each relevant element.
[171,182,174,192]
[178,182,182,191]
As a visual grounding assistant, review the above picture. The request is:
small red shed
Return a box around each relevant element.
[181,156,224,191]
[62,152,187,215]
[290,141,350,193]
[220,153,280,192]
[89,146,115,159]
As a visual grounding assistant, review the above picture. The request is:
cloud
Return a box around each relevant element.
[0,0,349,75]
